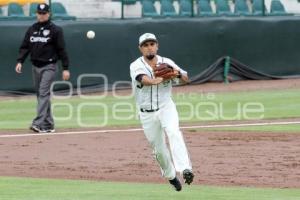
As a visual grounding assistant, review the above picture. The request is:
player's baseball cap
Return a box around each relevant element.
[37,3,50,14]
[139,33,157,46]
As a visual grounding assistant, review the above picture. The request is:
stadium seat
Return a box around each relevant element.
[29,2,38,16]
[160,0,177,17]
[112,0,136,5]
[234,0,251,15]
[142,0,160,18]
[269,0,289,15]
[215,0,233,16]
[122,0,137,4]
[8,3,25,16]
[7,2,33,20]
[51,2,76,20]
[252,0,267,15]
[179,0,192,17]
[198,0,214,17]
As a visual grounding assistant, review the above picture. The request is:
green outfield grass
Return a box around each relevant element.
[0,88,299,130]
[0,177,299,200]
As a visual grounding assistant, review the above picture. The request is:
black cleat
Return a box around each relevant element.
[169,177,182,191]
[30,125,55,133]
[39,128,55,133]
[30,125,41,133]
[183,169,194,185]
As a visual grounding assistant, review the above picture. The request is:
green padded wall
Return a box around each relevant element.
[1,17,300,92]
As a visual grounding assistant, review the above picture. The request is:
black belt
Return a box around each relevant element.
[32,60,56,68]
[140,108,159,113]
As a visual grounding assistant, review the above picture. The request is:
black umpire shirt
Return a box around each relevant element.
[17,20,69,70]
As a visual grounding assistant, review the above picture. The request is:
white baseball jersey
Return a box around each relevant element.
[130,55,187,111]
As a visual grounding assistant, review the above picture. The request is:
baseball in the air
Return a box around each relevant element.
[86,30,95,39]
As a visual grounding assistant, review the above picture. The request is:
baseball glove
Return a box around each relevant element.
[154,63,177,80]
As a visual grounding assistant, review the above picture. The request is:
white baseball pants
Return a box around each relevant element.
[139,100,192,180]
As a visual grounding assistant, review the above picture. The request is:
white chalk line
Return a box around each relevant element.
[0,121,300,138]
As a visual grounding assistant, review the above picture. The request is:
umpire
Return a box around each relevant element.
[15,3,70,133]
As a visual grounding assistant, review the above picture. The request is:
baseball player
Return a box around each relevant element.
[15,3,70,133]
[130,33,194,191]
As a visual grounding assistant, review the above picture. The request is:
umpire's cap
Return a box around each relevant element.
[139,33,157,46]
[37,3,50,13]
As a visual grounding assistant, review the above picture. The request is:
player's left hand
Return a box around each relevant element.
[62,70,70,81]
[15,63,22,74]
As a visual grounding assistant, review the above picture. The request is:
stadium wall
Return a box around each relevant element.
[1,17,300,93]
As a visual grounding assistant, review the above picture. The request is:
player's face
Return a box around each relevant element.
[36,12,50,22]
[139,41,158,59]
